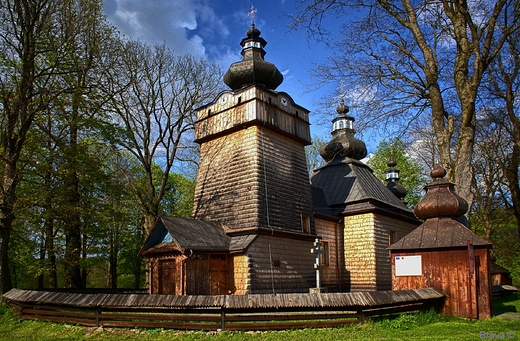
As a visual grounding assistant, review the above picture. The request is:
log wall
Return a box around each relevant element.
[391,248,491,318]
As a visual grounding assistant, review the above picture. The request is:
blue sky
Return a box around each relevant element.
[102,0,378,152]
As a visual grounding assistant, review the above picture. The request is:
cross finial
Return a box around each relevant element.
[248,5,257,26]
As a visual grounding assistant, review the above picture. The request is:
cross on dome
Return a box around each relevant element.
[248,5,257,26]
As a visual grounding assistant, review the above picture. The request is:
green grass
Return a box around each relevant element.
[1,295,519,340]
[493,292,520,315]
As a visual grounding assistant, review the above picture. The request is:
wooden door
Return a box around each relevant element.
[210,255,227,295]
[185,254,228,295]
[158,259,176,295]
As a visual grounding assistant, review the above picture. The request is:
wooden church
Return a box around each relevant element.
[139,19,419,295]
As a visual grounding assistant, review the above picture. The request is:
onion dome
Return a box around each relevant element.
[319,100,367,162]
[385,159,407,200]
[413,164,468,219]
[223,23,283,91]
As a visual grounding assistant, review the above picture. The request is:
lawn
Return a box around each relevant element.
[0,293,518,341]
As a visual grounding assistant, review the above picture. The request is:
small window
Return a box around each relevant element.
[389,230,397,245]
[301,214,310,234]
[320,241,330,266]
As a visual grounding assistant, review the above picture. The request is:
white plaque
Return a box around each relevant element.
[395,255,422,276]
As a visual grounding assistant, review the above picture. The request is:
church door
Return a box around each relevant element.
[158,259,177,294]
[186,254,227,295]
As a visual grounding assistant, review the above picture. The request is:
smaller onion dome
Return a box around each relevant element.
[385,158,407,200]
[319,100,367,162]
[223,23,283,91]
[413,164,468,219]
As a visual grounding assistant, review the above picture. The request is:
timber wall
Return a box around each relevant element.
[343,213,417,291]
[391,248,491,318]
[314,218,347,291]
[193,125,314,233]
[373,215,418,290]
[245,234,315,294]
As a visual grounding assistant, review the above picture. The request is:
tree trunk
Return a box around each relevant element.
[0,213,13,295]
[144,212,157,237]
[109,226,118,289]
[44,217,57,289]
[63,99,83,288]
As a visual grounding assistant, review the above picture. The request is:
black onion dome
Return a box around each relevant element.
[223,24,283,91]
[319,101,367,162]
[386,158,407,200]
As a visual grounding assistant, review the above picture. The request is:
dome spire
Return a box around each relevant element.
[386,158,407,202]
[319,99,367,162]
[223,7,283,91]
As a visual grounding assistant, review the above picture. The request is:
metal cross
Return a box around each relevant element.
[311,238,324,289]
[248,5,257,26]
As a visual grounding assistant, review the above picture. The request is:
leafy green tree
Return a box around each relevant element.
[0,0,67,294]
[366,139,427,206]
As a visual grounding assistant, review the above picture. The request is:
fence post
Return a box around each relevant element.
[357,308,364,324]
[95,307,100,327]
[221,308,226,330]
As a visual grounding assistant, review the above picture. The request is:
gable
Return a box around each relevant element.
[140,216,257,257]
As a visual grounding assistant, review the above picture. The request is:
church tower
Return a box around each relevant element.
[193,18,314,235]
[191,12,316,293]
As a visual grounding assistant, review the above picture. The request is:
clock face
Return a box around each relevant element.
[281,97,288,107]
[220,93,230,105]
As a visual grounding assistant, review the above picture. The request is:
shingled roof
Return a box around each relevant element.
[388,217,491,250]
[310,157,416,220]
[139,216,257,257]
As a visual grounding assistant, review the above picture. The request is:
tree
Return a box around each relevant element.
[306,135,327,176]
[481,26,520,239]
[366,139,427,206]
[104,41,222,235]
[0,0,64,295]
[291,0,520,209]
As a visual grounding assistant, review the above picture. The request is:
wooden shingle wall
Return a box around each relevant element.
[230,254,250,295]
[245,234,315,294]
[344,213,377,291]
[314,218,347,291]
[343,213,417,291]
[193,125,314,233]
[373,215,418,290]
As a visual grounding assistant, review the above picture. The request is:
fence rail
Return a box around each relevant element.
[4,288,445,331]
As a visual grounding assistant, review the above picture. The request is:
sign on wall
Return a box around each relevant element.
[395,255,422,276]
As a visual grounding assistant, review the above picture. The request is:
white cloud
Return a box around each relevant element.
[103,0,228,58]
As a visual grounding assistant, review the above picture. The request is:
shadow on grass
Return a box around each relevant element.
[492,292,520,315]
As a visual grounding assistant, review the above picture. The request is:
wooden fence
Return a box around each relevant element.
[3,288,445,331]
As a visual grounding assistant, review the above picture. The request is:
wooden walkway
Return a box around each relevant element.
[3,288,445,330]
